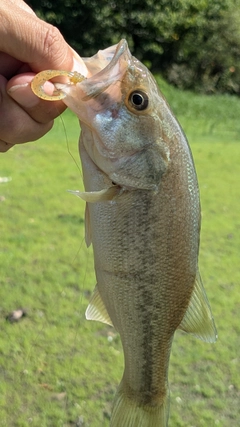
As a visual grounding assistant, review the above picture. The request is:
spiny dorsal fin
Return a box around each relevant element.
[178,270,217,343]
[85,285,113,326]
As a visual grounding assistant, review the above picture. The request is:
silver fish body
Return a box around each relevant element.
[62,40,217,427]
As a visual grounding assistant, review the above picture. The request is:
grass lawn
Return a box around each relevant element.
[0,78,239,426]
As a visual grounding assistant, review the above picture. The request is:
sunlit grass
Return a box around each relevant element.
[0,80,239,426]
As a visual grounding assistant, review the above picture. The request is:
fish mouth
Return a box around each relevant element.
[60,39,131,109]
[80,39,130,99]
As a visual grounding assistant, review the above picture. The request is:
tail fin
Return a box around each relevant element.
[110,383,169,427]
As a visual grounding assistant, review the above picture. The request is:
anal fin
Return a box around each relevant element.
[178,270,217,343]
[85,285,113,326]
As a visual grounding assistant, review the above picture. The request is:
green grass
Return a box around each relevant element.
[0,79,240,426]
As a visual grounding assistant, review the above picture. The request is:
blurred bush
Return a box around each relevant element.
[27,0,240,94]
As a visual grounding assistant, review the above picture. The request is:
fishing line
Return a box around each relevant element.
[58,110,95,424]
[1,96,91,424]
[59,113,83,179]
[9,109,89,425]
[59,110,89,290]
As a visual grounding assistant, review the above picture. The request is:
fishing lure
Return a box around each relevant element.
[31,70,86,101]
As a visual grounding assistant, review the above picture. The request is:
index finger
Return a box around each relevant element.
[0,2,74,72]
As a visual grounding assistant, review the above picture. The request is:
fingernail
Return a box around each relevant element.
[8,83,40,108]
[8,83,29,92]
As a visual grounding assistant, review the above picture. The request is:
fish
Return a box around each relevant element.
[31,40,217,427]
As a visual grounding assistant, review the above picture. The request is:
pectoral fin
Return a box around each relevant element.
[178,270,217,343]
[68,185,120,203]
[85,285,113,326]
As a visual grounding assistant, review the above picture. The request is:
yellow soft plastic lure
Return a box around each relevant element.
[31,70,86,101]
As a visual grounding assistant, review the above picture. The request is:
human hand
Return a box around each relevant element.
[0,0,87,152]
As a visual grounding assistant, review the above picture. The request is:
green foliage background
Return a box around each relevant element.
[27,0,240,94]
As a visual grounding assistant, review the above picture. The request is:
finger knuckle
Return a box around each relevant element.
[1,110,53,144]
[43,24,63,59]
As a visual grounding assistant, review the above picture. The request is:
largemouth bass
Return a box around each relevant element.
[32,40,217,427]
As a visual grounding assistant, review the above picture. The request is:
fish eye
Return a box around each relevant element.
[128,90,149,111]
